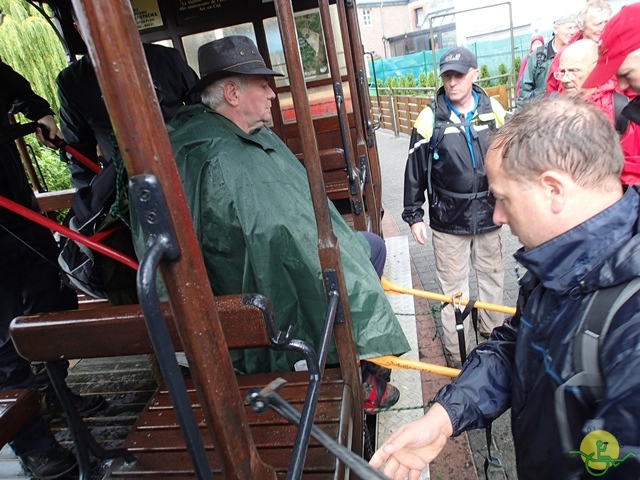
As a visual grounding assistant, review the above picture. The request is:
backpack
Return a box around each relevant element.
[555,276,640,453]
[58,160,119,299]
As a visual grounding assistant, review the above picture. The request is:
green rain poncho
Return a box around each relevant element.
[144,104,409,373]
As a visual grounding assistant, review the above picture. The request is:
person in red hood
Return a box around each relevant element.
[558,39,640,184]
[546,0,612,95]
[515,34,544,98]
[583,2,640,126]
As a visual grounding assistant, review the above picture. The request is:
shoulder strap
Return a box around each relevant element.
[573,279,640,405]
[555,277,640,452]
[613,91,631,136]
[427,101,444,198]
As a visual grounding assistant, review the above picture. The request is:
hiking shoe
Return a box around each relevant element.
[20,443,78,480]
[42,391,107,418]
[362,374,400,415]
[363,361,392,382]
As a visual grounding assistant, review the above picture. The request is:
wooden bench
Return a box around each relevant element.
[0,389,39,448]
[10,296,354,478]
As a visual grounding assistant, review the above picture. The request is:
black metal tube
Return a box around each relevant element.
[137,239,213,480]
[269,393,388,480]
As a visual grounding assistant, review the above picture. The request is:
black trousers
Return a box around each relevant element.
[0,222,77,456]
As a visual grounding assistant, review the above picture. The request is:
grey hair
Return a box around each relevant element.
[200,75,249,111]
[488,96,623,189]
[577,0,612,29]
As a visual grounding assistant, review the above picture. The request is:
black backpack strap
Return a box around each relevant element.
[427,102,445,200]
[454,299,475,364]
[613,91,631,136]
[555,278,640,453]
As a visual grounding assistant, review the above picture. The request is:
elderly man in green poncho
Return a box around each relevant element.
[138,35,410,414]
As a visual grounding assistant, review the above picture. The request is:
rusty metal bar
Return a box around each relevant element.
[317,0,366,232]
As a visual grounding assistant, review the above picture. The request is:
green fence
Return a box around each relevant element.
[369,30,553,86]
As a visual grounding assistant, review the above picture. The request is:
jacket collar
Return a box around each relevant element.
[515,187,640,295]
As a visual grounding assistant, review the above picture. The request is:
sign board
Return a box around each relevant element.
[175,0,237,25]
[132,0,164,30]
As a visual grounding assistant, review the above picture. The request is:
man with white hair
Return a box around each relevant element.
[136,36,411,414]
[546,0,612,95]
[516,12,577,106]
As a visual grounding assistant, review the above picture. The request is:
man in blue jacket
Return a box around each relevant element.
[372,96,640,479]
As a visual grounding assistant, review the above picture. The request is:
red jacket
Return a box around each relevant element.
[586,80,640,185]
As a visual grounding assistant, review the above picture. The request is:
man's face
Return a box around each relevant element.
[558,54,596,97]
[237,75,276,132]
[581,9,610,42]
[617,49,640,94]
[554,22,578,47]
[486,147,551,250]
[440,68,478,105]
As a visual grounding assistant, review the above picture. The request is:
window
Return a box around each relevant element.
[414,7,424,29]
[362,9,372,26]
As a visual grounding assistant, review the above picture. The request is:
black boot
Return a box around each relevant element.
[20,443,78,479]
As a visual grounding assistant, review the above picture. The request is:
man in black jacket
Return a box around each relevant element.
[56,42,200,189]
[402,47,507,367]
[0,58,80,479]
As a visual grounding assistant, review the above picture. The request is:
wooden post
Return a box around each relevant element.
[71,1,275,478]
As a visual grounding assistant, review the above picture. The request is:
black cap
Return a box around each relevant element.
[439,46,478,75]
[190,35,283,93]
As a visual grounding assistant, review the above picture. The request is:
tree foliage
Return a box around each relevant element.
[496,63,508,85]
[0,0,67,114]
[0,0,71,193]
[478,64,492,88]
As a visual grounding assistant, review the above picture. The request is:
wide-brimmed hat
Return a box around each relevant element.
[190,35,283,93]
[439,46,478,75]
[583,3,640,89]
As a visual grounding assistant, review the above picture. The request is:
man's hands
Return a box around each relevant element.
[369,402,453,480]
[36,115,63,149]
[410,221,428,245]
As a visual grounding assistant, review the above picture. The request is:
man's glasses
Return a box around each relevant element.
[553,62,597,81]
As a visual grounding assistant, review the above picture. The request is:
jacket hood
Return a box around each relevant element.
[515,187,640,294]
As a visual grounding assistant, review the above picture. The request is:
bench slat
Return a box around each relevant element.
[107,376,351,478]
[11,296,271,361]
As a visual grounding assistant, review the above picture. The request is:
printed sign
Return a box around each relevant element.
[132,0,163,30]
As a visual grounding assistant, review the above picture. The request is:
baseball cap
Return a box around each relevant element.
[583,3,640,88]
[439,46,478,75]
[553,13,577,25]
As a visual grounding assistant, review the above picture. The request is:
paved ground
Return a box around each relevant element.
[376,128,522,480]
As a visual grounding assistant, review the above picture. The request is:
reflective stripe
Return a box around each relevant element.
[408,137,430,155]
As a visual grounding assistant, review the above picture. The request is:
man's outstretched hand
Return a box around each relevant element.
[369,402,453,480]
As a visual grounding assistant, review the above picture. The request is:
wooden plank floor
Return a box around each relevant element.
[0,355,157,479]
